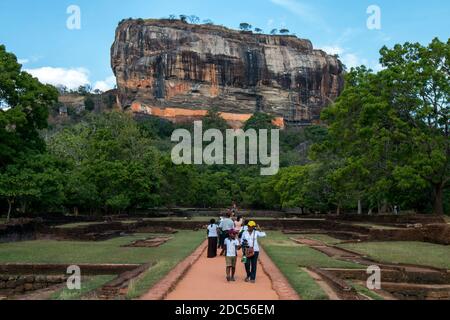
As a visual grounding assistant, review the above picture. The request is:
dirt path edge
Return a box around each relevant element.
[140,240,208,300]
[259,249,301,300]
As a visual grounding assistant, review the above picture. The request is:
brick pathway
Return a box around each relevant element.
[141,241,300,300]
[140,240,208,300]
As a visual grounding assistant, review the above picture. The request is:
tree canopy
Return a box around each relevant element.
[0,39,449,219]
[0,45,58,168]
[318,38,449,214]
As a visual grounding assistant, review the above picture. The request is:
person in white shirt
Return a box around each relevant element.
[218,211,235,256]
[223,230,241,282]
[207,219,219,258]
[217,216,224,249]
[241,221,266,283]
[234,216,244,232]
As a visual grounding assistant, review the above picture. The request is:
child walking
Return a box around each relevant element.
[223,230,241,282]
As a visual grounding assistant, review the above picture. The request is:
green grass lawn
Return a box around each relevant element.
[261,231,362,300]
[349,281,384,300]
[351,223,402,230]
[0,230,205,299]
[301,234,342,245]
[0,230,204,265]
[339,241,450,270]
[120,220,139,224]
[55,222,106,229]
[51,275,115,300]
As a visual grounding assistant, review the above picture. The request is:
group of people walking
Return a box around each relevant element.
[206,206,267,283]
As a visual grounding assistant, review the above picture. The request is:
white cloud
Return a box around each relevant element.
[270,0,330,31]
[340,54,383,72]
[318,45,383,71]
[18,55,42,66]
[26,67,90,90]
[25,67,117,92]
[94,76,116,92]
[342,53,361,69]
[271,0,314,20]
[319,45,360,68]
[319,45,344,56]
[320,28,390,71]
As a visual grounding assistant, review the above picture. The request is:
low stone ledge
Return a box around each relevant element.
[381,282,450,300]
[0,275,67,296]
[0,263,142,275]
[98,262,154,299]
[324,267,450,285]
[307,267,362,300]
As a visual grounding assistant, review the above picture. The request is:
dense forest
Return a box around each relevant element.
[0,38,448,219]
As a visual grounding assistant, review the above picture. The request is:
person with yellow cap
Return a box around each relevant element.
[240,220,267,283]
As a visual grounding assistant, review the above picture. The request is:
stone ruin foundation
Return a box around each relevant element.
[123,236,173,248]
[292,235,450,300]
[0,263,152,300]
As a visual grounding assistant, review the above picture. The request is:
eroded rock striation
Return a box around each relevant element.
[111,19,344,126]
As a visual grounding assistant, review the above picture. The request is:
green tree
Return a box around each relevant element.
[179,15,188,23]
[244,112,276,131]
[0,154,66,219]
[319,38,449,214]
[0,45,58,169]
[239,23,252,31]
[203,107,229,131]
[378,38,449,214]
[188,15,200,24]
[138,115,176,139]
[48,112,162,214]
[77,85,91,96]
[159,157,200,207]
[63,167,99,215]
[84,96,95,111]
[0,165,39,221]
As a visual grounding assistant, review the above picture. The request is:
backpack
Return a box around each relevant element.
[245,231,257,258]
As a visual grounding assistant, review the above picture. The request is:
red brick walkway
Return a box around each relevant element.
[140,240,208,300]
[141,241,300,300]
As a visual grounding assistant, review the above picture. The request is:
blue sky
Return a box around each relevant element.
[0,0,448,91]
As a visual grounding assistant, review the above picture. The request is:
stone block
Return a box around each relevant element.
[13,285,25,293]
[33,283,44,290]
[24,283,34,291]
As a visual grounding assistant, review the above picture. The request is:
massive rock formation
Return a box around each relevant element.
[111,19,344,127]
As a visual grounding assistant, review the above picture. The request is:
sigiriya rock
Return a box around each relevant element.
[111,19,345,127]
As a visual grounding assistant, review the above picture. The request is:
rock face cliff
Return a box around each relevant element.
[111,19,344,125]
